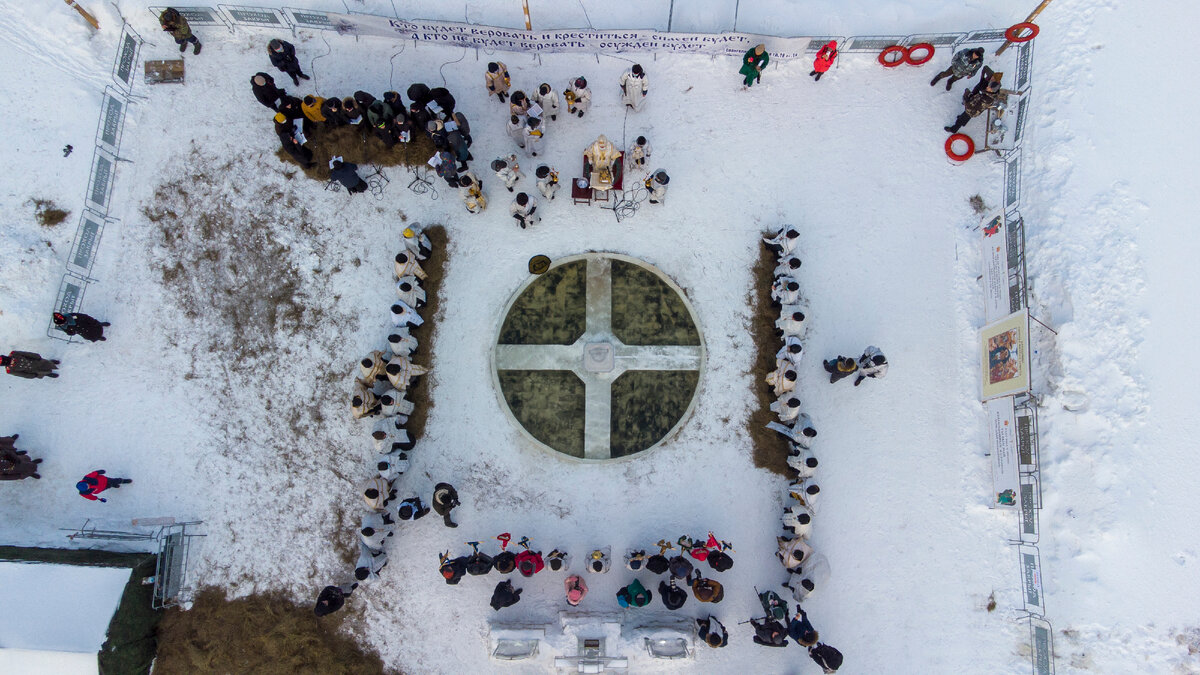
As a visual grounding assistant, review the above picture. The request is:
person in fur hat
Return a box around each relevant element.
[52,312,110,342]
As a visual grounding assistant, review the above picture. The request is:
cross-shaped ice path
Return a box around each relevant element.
[495,257,702,459]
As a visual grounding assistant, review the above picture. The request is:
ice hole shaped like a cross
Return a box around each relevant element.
[494,254,704,460]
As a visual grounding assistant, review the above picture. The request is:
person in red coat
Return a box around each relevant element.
[810,41,838,81]
[76,470,131,502]
[515,549,545,577]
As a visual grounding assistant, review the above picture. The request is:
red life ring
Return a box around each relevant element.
[1005,22,1039,42]
[945,134,974,161]
[878,45,906,67]
[905,43,935,65]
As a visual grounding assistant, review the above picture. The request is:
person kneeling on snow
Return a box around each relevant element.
[330,158,368,194]
[490,579,523,610]
[313,582,357,617]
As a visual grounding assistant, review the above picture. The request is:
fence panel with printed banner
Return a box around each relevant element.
[112,23,143,93]
[283,6,335,31]
[219,4,290,29]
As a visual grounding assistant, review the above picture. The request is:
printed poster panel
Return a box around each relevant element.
[986,395,1020,508]
[325,12,815,59]
[980,309,1031,400]
[980,210,1010,322]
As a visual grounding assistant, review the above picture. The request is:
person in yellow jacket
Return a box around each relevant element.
[822,355,858,384]
[301,95,326,124]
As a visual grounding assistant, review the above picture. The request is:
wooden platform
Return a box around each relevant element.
[145,59,185,85]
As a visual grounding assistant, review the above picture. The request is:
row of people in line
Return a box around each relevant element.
[485,64,648,115]
[439,534,734,585]
[480,568,725,612]
[318,227,444,611]
[351,233,433,418]
[758,225,839,668]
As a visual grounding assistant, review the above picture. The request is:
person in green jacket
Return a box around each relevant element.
[160,8,201,55]
[740,44,769,88]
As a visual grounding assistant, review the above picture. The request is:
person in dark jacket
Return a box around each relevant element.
[696,616,728,648]
[330,160,368,194]
[52,312,109,342]
[374,114,409,149]
[313,582,357,617]
[446,112,472,170]
[428,87,456,117]
[408,102,432,136]
[930,47,985,91]
[276,95,304,121]
[275,113,315,169]
[788,608,819,646]
[1,351,59,379]
[406,83,432,109]
[1,441,42,481]
[76,469,131,502]
[427,119,450,151]
[342,97,365,125]
[268,39,308,86]
[658,578,688,610]
[251,73,285,111]
[751,617,788,647]
[706,549,734,572]
[945,67,1015,133]
[645,553,670,575]
[439,553,468,585]
[320,97,348,126]
[432,482,460,527]
[493,550,517,574]
[489,579,522,610]
[809,643,844,672]
[667,555,693,579]
[375,89,400,112]
[466,551,494,576]
[353,91,377,115]
[160,8,201,55]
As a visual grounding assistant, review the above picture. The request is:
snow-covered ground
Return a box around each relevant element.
[1,0,1198,673]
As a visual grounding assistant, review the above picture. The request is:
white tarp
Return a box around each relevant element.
[985,396,1020,508]
[325,13,815,59]
[0,561,129,664]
